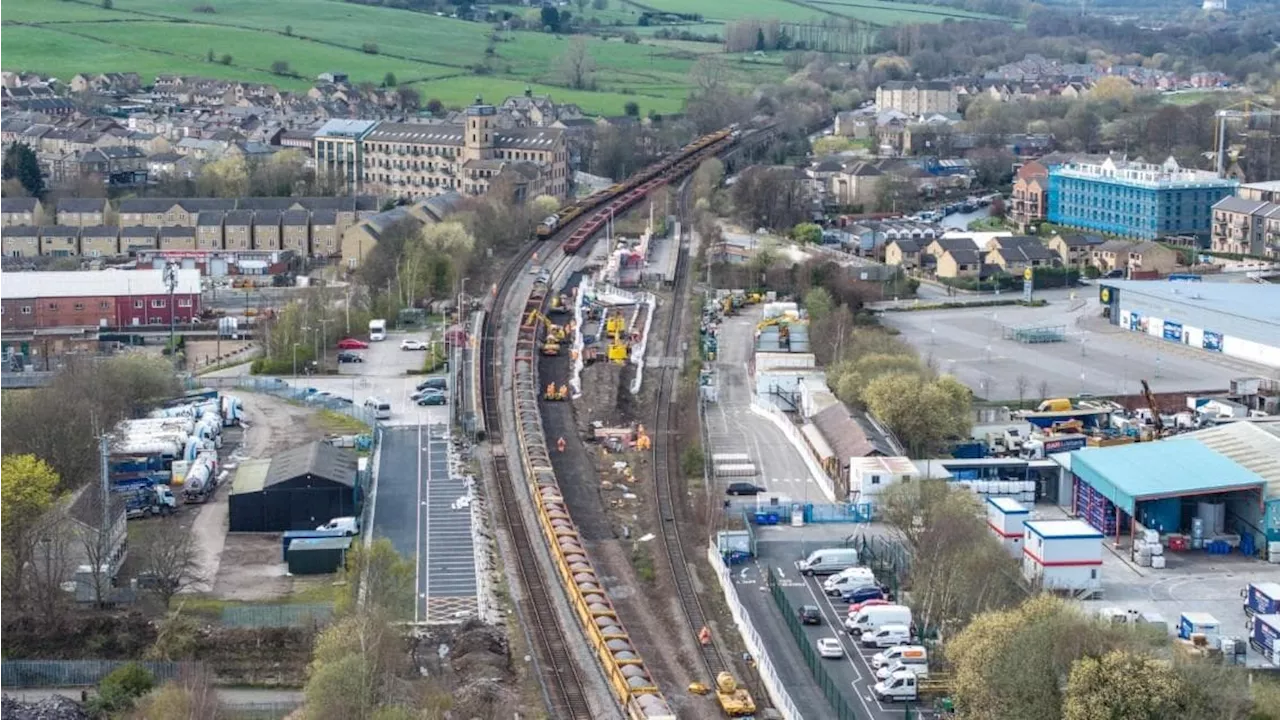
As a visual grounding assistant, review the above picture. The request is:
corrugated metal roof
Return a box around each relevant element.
[265,441,356,488]
[231,459,272,495]
[1069,440,1267,515]
[0,268,200,300]
[1172,422,1280,501]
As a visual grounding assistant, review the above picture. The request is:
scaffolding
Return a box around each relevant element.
[1003,324,1067,344]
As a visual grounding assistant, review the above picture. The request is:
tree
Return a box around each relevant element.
[382,72,397,88]
[337,538,414,617]
[129,667,222,720]
[791,222,823,245]
[134,521,207,608]
[690,56,725,93]
[1037,378,1051,401]
[1014,374,1029,408]
[557,36,595,90]
[425,97,444,115]
[802,287,834,322]
[1,456,64,615]
[1064,650,1184,720]
[691,157,724,206]
[196,155,249,197]
[395,86,419,110]
[303,610,406,720]
[731,165,809,232]
[530,194,560,219]
[362,42,379,54]
[269,60,292,76]
[624,101,640,117]
[575,0,587,12]
[540,5,560,31]
[219,54,232,65]
[1065,103,1102,151]
[863,373,971,456]
[989,196,1006,219]
[250,148,309,197]
[91,663,154,715]
[2,143,44,197]
[284,24,292,36]
[756,27,766,51]
[1090,76,1135,107]
[207,48,215,63]
[102,0,113,8]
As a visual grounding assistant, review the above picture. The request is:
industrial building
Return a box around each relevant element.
[229,441,360,532]
[1047,156,1237,240]
[0,268,202,333]
[1022,519,1104,593]
[987,496,1030,558]
[1054,421,1280,555]
[1097,280,1280,368]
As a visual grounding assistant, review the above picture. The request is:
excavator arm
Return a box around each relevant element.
[1140,379,1164,435]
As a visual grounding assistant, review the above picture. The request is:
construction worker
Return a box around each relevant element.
[698,626,712,645]
[557,437,566,453]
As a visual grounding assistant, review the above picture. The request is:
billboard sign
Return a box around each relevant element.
[1044,435,1088,453]
[1203,330,1223,352]
[1163,320,1183,342]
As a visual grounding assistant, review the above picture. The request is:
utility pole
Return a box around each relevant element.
[319,317,331,368]
[99,434,111,547]
[163,261,179,367]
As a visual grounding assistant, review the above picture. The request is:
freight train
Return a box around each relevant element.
[536,125,743,248]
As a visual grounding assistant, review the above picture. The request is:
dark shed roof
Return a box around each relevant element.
[266,441,357,488]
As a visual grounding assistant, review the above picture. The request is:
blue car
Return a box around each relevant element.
[841,585,886,605]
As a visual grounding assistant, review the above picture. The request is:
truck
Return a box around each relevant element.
[1250,614,1280,666]
[369,318,387,341]
[1020,433,1088,460]
[181,453,220,503]
[1245,582,1280,617]
[713,672,755,717]
[124,485,178,518]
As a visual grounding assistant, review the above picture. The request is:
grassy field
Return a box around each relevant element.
[638,0,1011,24]
[1,0,789,114]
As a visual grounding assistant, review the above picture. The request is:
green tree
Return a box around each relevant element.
[337,538,414,617]
[303,610,405,720]
[269,60,292,76]
[196,155,249,197]
[791,222,823,245]
[802,287,834,322]
[0,455,62,612]
[530,194,560,219]
[624,101,640,117]
[2,143,44,197]
[756,27,766,51]
[862,372,971,456]
[219,54,233,65]
[1065,650,1185,720]
[382,72,397,88]
[91,663,154,714]
[540,5,560,30]
[690,157,724,206]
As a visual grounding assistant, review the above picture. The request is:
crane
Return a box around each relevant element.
[1140,379,1165,437]
[1214,100,1279,176]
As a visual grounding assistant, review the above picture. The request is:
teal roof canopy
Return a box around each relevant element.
[1069,441,1266,515]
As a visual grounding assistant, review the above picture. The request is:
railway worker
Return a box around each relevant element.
[557,437,566,453]
[699,626,712,645]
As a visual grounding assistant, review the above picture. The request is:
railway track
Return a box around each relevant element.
[480,245,594,720]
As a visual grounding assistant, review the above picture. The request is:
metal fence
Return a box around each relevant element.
[224,701,303,719]
[219,603,334,628]
[1,660,197,688]
[766,570,862,720]
[190,375,384,430]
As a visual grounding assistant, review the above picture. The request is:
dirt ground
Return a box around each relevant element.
[186,339,254,371]
[185,391,348,601]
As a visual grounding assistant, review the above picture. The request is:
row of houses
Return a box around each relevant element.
[2,196,378,229]
[884,232,1179,279]
[1210,181,1280,258]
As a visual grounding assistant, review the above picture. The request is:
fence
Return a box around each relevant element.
[707,544,803,720]
[219,603,334,628]
[748,402,836,502]
[766,569,862,720]
[1,660,197,688]
[190,375,383,431]
[225,702,303,719]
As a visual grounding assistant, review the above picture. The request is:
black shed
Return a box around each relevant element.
[228,442,360,532]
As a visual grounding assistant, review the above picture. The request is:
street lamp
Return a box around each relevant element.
[292,342,301,379]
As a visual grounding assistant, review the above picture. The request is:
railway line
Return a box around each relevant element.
[479,123,773,720]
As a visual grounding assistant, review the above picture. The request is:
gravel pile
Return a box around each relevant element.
[1,695,92,720]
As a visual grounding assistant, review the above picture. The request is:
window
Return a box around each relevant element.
[48,302,58,310]
[134,299,144,309]
[100,301,111,310]
[74,303,85,311]
[149,316,163,325]
[151,299,166,309]
[21,305,31,315]
[177,297,193,308]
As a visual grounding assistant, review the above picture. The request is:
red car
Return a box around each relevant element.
[847,598,891,616]
[336,338,369,350]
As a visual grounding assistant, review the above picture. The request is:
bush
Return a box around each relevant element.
[362,42,379,54]
[90,663,154,713]
[192,3,216,12]
[219,54,233,65]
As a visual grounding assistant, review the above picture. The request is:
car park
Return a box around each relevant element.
[798,547,861,576]
[400,339,428,351]
[876,659,929,680]
[846,604,913,635]
[824,570,877,596]
[871,645,928,670]
[725,482,765,496]
[817,638,845,659]
[873,669,918,702]
[798,605,822,625]
[846,598,891,615]
[337,338,369,349]
[337,350,364,363]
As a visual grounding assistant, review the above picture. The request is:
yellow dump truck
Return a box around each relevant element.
[715,673,755,717]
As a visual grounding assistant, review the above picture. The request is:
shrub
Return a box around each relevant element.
[362,42,379,54]
[192,3,216,12]
[219,54,233,65]
[89,663,154,713]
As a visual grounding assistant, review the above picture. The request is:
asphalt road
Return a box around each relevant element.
[706,312,823,499]
[418,423,477,623]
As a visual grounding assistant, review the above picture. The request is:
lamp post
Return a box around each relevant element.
[292,342,300,380]
[163,260,179,367]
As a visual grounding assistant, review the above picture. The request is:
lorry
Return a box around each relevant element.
[1020,433,1088,460]
[1244,582,1280,617]
[124,484,178,518]
[713,672,755,717]
[369,318,387,341]
[181,453,220,503]
[1250,614,1280,666]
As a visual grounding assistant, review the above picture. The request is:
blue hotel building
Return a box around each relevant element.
[1047,157,1237,240]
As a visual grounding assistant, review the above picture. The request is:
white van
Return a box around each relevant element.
[364,397,392,420]
[368,319,387,341]
[824,570,877,596]
[860,623,912,648]
[797,547,860,576]
[873,669,918,702]
[316,517,360,536]
[845,604,912,635]
[876,659,930,680]
[871,645,927,670]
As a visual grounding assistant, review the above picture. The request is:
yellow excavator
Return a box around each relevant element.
[525,309,569,343]
[543,382,568,401]
[606,311,628,364]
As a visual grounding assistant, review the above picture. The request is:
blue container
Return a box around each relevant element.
[1247,582,1280,616]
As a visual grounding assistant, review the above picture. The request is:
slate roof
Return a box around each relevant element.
[80,225,119,238]
[159,226,195,238]
[197,211,225,227]
[57,198,108,213]
[264,441,357,489]
[282,209,310,225]
[2,197,39,213]
[1057,233,1104,247]
[224,210,253,226]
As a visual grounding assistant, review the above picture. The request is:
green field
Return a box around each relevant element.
[638,0,1011,24]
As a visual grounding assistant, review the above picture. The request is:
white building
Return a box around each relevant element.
[1022,519,1103,593]
[849,456,917,504]
[986,497,1029,558]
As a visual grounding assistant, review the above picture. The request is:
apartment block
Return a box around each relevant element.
[875,81,958,115]
[1211,181,1280,257]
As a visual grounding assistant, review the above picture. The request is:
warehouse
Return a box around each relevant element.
[1059,435,1272,551]
[229,441,360,532]
[1096,280,1280,368]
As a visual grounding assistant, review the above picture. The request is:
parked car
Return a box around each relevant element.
[337,338,369,349]
[337,351,364,363]
[817,638,845,659]
[416,377,447,392]
[400,339,428,351]
[416,393,447,406]
[725,482,765,496]
[847,598,892,615]
[840,584,887,605]
[798,605,823,625]
[411,387,446,401]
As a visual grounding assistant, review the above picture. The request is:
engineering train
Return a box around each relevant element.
[536,125,743,248]
[511,124,753,720]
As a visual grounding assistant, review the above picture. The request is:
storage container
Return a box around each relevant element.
[1179,612,1220,640]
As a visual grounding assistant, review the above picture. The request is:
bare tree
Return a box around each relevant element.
[135,521,208,608]
[1015,374,1030,409]
[690,56,725,93]
[557,36,596,90]
[1037,379,1051,402]
[79,519,117,609]
[23,513,76,625]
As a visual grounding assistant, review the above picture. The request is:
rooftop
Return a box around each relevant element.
[314,118,378,138]
[0,268,201,300]
[265,441,356,488]
[1024,519,1103,539]
[1099,280,1280,340]
[987,496,1029,514]
[1068,440,1266,515]
[1052,156,1237,190]
[231,458,272,495]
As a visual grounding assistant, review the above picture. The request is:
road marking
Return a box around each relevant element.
[414,423,423,624]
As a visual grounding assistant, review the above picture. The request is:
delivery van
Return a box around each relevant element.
[861,623,912,648]
[846,603,912,635]
[364,397,392,420]
[823,568,876,595]
[871,645,928,670]
[873,669,918,702]
[797,547,860,576]
[876,659,930,680]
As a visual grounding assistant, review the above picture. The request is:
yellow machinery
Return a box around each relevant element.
[542,341,560,356]
[544,383,568,401]
[635,424,651,451]
[549,293,570,314]
[606,311,628,364]
[714,673,755,717]
[526,309,568,342]
[720,296,734,316]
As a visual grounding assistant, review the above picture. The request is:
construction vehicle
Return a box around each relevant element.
[544,383,568,401]
[542,341,561,356]
[525,309,569,343]
[714,672,755,717]
[720,295,735,316]
[548,293,570,314]
[606,311,628,364]
[1141,379,1166,437]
